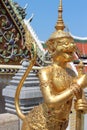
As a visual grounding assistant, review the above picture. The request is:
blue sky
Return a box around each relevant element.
[14,0,87,42]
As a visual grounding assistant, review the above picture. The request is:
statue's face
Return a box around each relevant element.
[53,38,76,63]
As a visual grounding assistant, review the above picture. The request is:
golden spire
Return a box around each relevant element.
[55,0,65,30]
[46,0,74,53]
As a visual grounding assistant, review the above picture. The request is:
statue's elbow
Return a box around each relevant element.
[44,96,56,104]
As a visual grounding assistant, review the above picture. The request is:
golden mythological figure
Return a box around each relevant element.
[15,0,87,130]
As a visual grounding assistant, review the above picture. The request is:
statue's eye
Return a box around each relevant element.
[70,42,74,45]
[65,42,68,45]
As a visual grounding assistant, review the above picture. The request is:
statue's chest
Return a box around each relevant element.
[52,67,73,92]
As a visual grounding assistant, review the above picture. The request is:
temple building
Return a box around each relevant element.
[0,0,46,114]
[73,35,87,72]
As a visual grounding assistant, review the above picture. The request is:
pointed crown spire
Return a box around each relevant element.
[55,0,65,30]
[46,0,74,54]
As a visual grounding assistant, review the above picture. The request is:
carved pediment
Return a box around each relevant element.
[0,0,31,65]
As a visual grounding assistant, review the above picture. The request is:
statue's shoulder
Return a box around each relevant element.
[38,65,53,81]
[39,65,52,73]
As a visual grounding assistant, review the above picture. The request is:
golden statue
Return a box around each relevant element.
[15,0,87,130]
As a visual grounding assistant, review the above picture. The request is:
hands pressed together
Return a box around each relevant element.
[74,98,87,114]
[71,74,87,113]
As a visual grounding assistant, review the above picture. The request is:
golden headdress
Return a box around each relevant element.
[46,0,75,53]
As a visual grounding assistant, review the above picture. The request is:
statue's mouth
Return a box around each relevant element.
[67,52,73,55]
[63,52,74,61]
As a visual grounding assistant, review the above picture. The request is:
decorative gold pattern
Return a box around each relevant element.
[22,104,69,130]
[23,24,36,51]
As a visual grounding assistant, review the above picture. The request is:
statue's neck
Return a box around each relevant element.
[53,61,67,68]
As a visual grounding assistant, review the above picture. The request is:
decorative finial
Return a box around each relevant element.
[55,0,65,30]
[23,3,28,10]
[27,13,34,23]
